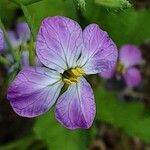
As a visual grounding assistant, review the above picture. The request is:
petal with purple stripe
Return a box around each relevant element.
[55,77,96,129]
[123,67,141,87]
[7,67,63,117]
[36,16,83,73]
[79,24,118,74]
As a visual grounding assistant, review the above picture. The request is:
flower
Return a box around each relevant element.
[0,29,4,53]
[5,23,41,72]
[7,16,118,129]
[100,44,142,87]
[16,22,31,42]
[7,22,30,49]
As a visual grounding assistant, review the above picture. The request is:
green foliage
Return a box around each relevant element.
[73,0,86,10]
[8,0,43,5]
[95,86,150,143]
[1,0,150,147]
[16,0,150,47]
[84,1,150,46]
[0,1,17,26]
[34,109,89,150]
[95,0,131,9]
[0,136,36,150]
[27,0,77,33]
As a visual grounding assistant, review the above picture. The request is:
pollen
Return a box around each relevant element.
[117,63,126,74]
[62,67,85,85]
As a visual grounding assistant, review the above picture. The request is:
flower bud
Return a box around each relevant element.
[74,0,86,10]
[95,0,131,9]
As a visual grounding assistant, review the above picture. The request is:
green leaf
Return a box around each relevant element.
[34,110,89,150]
[20,3,36,40]
[8,0,43,5]
[83,1,150,46]
[0,1,17,26]
[21,0,43,5]
[95,86,150,143]
[27,0,77,33]
[0,55,10,65]
[94,0,131,9]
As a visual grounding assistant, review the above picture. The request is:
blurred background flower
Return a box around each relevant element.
[100,44,142,88]
[0,29,4,53]
[0,0,150,150]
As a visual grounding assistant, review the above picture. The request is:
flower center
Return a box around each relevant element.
[117,63,126,74]
[62,67,85,85]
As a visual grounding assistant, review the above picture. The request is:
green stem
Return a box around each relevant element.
[73,0,86,10]
[80,129,92,150]
[20,3,36,40]
[29,37,35,65]
[0,55,10,65]
[73,0,87,27]
[0,18,18,61]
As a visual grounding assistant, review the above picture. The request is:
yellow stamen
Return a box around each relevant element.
[62,67,85,85]
[117,63,126,74]
[63,79,73,85]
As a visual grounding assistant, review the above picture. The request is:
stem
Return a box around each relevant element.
[73,0,86,10]
[29,37,35,65]
[80,129,92,150]
[0,55,10,65]
[73,0,87,27]
[0,18,18,61]
[20,3,36,40]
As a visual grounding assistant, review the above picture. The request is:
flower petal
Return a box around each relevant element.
[119,44,142,68]
[21,51,29,67]
[7,67,63,117]
[123,67,141,87]
[16,22,31,42]
[36,16,83,73]
[21,51,42,68]
[99,66,115,79]
[0,29,4,53]
[7,31,20,48]
[79,24,118,74]
[55,77,96,129]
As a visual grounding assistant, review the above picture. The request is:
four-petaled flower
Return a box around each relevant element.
[7,16,118,129]
[0,29,4,53]
[100,44,142,87]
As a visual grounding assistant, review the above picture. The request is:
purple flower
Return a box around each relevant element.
[5,22,30,50]
[7,16,118,129]
[21,50,42,67]
[5,50,42,74]
[100,44,142,87]
[0,29,4,53]
[6,23,41,70]
[16,22,31,42]
[7,31,21,48]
